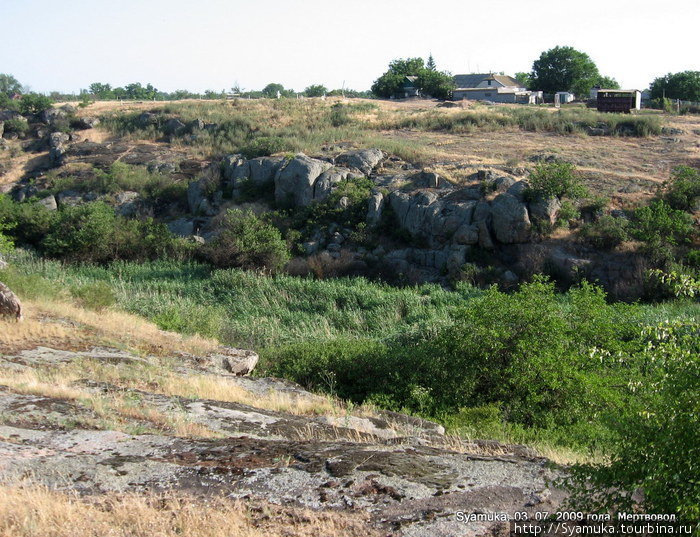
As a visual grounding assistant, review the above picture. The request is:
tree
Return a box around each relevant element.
[650,71,700,102]
[595,75,620,90]
[416,69,454,99]
[19,93,54,115]
[262,83,285,98]
[515,72,531,89]
[426,54,436,71]
[530,46,601,96]
[304,84,327,97]
[89,82,113,99]
[371,57,453,99]
[0,73,22,96]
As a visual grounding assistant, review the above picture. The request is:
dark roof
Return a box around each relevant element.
[453,73,520,89]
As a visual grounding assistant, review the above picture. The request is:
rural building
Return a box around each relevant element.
[393,76,420,99]
[596,89,642,113]
[555,92,576,103]
[452,73,541,103]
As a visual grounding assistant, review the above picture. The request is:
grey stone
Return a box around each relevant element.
[367,192,384,225]
[529,196,561,225]
[274,154,332,207]
[136,112,158,127]
[36,195,57,211]
[507,180,529,201]
[40,108,67,125]
[494,176,516,191]
[189,119,205,131]
[73,116,100,129]
[56,190,83,207]
[49,132,70,148]
[503,270,519,284]
[165,217,194,237]
[453,224,479,245]
[337,196,350,209]
[335,148,384,175]
[491,193,531,243]
[313,168,350,201]
[164,118,186,135]
[209,348,259,376]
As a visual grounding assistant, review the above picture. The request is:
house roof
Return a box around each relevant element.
[453,73,521,89]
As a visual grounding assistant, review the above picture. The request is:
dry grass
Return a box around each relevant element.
[0,369,220,438]
[0,298,219,356]
[0,484,380,537]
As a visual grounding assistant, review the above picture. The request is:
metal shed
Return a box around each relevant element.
[596,89,642,113]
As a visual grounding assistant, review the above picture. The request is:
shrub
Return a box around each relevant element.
[239,136,286,159]
[526,162,588,200]
[3,117,29,134]
[199,209,290,272]
[567,321,700,524]
[556,200,581,228]
[630,200,695,247]
[70,281,117,310]
[578,215,629,249]
[19,93,54,115]
[663,165,700,212]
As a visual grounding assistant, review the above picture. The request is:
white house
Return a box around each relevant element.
[452,73,541,104]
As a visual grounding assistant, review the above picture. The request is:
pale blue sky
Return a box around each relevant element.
[1,0,698,94]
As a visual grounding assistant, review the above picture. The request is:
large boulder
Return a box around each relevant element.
[164,118,186,136]
[208,347,259,376]
[36,195,57,211]
[367,192,384,225]
[335,148,384,175]
[72,116,100,130]
[49,132,70,148]
[529,196,561,225]
[491,193,531,243]
[136,112,158,128]
[313,167,353,201]
[114,191,140,216]
[274,154,332,207]
[56,190,83,208]
[247,156,286,186]
[40,108,67,125]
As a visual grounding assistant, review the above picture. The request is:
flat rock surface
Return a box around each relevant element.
[0,345,568,536]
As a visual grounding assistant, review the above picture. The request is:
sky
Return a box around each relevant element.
[1,0,698,94]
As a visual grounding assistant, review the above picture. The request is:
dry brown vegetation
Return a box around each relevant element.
[0,485,380,537]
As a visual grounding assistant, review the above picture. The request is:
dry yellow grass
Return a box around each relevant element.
[0,485,380,537]
[0,298,219,356]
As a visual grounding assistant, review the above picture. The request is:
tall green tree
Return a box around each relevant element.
[426,54,436,71]
[650,71,700,101]
[262,83,285,98]
[0,73,22,96]
[304,84,328,97]
[530,46,601,96]
[515,72,531,89]
[371,57,453,99]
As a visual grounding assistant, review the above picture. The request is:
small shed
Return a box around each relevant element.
[556,92,576,104]
[596,89,642,113]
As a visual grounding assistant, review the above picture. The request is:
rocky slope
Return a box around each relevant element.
[0,309,567,536]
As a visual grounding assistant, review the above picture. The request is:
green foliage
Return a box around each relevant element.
[261,83,285,98]
[630,200,695,247]
[663,165,700,211]
[19,93,54,115]
[371,57,453,99]
[239,136,286,159]
[530,46,613,96]
[70,281,117,310]
[567,321,700,525]
[650,70,700,102]
[303,85,328,97]
[578,215,629,249]
[0,73,22,96]
[647,268,700,299]
[3,117,29,134]
[595,75,620,89]
[416,69,454,99]
[527,162,588,200]
[199,209,290,272]
[556,200,580,228]
[514,72,531,88]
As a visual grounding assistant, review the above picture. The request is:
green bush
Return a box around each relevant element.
[199,209,290,272]
[3,117,29,134]
[578,215,629,249]
[663,165,700,212]
[19,93,54,115]
[70,281,117,310]
[239,136,286,159]
[556,200,581,228]
[630,200,695,247]
[526,162,589,200]
[567,321,700,525]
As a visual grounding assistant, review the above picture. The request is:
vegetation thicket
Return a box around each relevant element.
[371,57,455,99]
